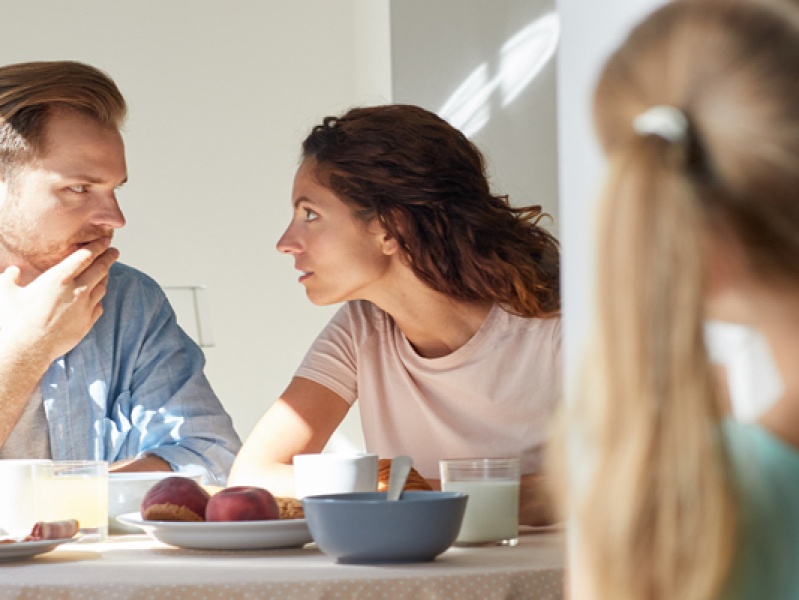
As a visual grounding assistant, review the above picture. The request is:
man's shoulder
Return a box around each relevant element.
[106,262,166,306]
[109,262,161,290]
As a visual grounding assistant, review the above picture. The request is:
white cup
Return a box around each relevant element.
[0,459,51,538]
[293,453,378,499]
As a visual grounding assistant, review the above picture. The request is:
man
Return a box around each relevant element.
[0,60,241,484]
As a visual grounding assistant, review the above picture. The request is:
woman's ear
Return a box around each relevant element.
[367,217,400,256]
[380,232,399,256]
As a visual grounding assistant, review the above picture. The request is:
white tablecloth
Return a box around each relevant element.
[0,530,564,599]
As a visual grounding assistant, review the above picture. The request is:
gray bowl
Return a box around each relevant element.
[302,491,467,564]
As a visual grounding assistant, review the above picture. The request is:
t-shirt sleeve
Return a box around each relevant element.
[294,303,359,405]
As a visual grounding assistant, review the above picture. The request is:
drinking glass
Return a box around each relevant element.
[439,457,520,546]
[37,460,108,542]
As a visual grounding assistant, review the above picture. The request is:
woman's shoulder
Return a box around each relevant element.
[324,300,393,345]
[496,307,562,341]
[338,300,391,327]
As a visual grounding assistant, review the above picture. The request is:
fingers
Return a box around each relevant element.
[0,265,22,285]
[76,247,120,290]
[88,274,109,305]
[47,238,115,284]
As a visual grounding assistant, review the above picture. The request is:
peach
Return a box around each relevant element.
[140,477,210,522]
[205,486,280,522]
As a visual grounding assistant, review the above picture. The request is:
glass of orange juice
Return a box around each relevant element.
[37,460,108,542]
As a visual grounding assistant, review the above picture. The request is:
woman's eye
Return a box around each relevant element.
[305,209,319,221]
[67,184,88,193]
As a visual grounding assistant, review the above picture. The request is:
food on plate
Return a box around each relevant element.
[25,519,80,541]
[139,479,301,522]
[206,486,280,522]
[0,519,80,543]
[141,476,210,522]
[377,458,433,492]
[275,496,304,520]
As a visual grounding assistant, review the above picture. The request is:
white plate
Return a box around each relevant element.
[0,537,76,561]
[117,513,313,550]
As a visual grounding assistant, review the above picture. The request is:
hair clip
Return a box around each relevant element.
[633,105,689,144]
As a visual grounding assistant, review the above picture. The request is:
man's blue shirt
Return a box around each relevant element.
[39,262,241,485]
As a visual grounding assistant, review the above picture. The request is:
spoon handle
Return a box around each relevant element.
[387,455,413,501]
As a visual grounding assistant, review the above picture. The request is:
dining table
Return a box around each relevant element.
[0,527,565,599]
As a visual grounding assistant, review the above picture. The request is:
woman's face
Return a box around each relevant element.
[277,159,395,306]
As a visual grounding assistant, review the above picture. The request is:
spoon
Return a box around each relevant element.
[386,455,413,501]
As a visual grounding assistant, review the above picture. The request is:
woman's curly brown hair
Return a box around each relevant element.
[301,104,560,318]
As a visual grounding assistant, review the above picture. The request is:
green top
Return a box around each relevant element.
[722,419,799,600]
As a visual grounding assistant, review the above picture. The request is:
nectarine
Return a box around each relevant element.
[140,477,210,522]
[205,486,279,522]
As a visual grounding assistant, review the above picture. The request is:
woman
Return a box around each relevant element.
[230,104,561,525]
[561,1,799,598]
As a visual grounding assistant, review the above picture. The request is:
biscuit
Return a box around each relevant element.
[275,496,305,520]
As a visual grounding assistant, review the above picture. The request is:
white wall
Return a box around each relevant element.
[6,0,677,452]
[0,0,391,445]
[391,0,559,227]
[557,0,784,413]
[556,0,664,374]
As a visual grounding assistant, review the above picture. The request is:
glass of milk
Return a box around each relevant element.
[38,460,108,542]
[439,457,520,546]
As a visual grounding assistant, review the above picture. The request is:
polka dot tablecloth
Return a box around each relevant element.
[0,531,564,599]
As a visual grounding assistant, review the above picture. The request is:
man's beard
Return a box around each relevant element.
[0,207,112,275]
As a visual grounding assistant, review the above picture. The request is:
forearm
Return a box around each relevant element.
[0,338,52,447]
[228,460,297,497]
[228,381,350,495]
[110,454,173,473]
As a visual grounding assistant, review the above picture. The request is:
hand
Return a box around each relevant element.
[110,455,173,473]
[0,239,120,362]
[519,473,556,526]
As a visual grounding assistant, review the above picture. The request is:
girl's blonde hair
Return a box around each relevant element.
[556,1,799,598]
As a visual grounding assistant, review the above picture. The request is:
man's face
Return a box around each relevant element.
[0,109,127,280]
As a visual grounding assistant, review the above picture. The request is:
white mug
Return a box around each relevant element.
[0,459,51,538]
[293,453,378,499]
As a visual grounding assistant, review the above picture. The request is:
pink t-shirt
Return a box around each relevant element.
[295,300,562,480]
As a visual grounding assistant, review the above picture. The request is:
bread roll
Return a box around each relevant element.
[377,458,433,492]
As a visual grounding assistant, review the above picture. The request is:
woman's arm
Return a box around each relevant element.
[228,376,351,496]
[519,473,556,526]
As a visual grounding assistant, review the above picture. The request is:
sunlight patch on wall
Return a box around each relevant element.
[439,12,560,137]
